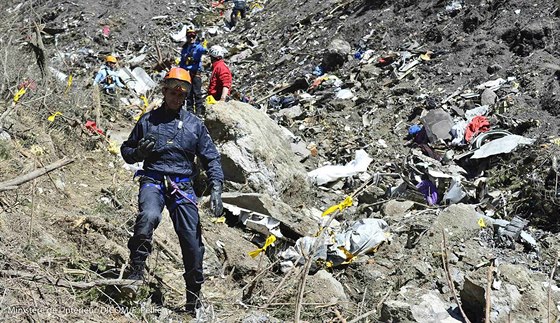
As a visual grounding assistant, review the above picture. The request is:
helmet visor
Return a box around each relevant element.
[164,79,190,93]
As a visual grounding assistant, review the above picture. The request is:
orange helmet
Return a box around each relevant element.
[106,55,117,63]
[164,67,191,83]
[163,67,191,92]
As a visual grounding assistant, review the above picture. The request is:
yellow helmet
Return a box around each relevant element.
[186,28,197,38]
[106,55,117,63]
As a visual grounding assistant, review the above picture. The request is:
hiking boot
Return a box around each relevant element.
[121,262,145,296]
[185,289,201,315]
[128,262,145,280]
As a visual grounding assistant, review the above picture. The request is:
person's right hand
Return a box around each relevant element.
[210,181,223,217]
[136,136,156,160]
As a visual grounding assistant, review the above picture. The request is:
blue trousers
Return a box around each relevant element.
[128,178,204,291]
[186,72,204,116]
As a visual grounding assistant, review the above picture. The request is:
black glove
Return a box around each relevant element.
[210,181,223,217]
[135,136,156,161]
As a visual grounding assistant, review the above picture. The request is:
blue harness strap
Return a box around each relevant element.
[135,170,197,210]
[165,176,198,211]
[141,182,164,190]
[135,170,191,183]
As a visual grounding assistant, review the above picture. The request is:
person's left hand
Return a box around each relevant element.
[210,181,223,217]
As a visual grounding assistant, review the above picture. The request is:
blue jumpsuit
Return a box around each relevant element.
[179,42,207,114]
[121,106,223,291]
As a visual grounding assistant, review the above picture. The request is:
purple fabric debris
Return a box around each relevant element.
[416,180,438,205]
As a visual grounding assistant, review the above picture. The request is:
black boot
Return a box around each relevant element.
[185,288,201,315]
[122,261,145,295]
[128,261,145,281]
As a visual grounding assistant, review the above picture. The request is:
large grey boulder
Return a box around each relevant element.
[221,192,317,237]
[480,89,498,106]
[305,270,349,308]
[381,287,461,322]
[203,218,271,277]
[322,39,352,72]
[205,101,310,204]
[421,203,481,251]
[461,264,560,322]
[421,108,454,143]
[382,200,415,219]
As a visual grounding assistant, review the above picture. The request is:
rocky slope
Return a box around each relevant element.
[0,0,559,322]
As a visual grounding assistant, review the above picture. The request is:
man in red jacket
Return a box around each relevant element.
[207,45,232,101]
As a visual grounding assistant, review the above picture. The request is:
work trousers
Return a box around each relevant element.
[128,177,204,291]
[186,72,204,116]
[231,8,247,27]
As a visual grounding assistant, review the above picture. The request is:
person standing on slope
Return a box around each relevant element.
[226,0,248,29]
[179,28,207,116]
[121,67,224,315]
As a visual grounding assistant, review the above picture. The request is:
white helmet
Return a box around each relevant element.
[209,45,227,59]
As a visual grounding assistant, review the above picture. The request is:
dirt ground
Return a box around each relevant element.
[1,0,560,322]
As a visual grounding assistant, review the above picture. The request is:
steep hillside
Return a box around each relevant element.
[1,0,560,322]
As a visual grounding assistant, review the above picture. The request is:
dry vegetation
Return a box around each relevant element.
[0,4,341,321]
[1,0,560,322]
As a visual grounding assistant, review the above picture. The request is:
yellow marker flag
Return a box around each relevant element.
[322,196,353,217]
[30,145,45,156]
[202,39,208,49]
[211,216,226,224]
[248,235,277,258]
[140,95,149,109]
[13,87,26,103]
[206,95,217,105]
[420,53,431,61]
[478,217,486,228]
[134,95,149,121]
[47,111,63,122]
[65,75,73,94]
[107,141,119,155]
[175,57,180,65]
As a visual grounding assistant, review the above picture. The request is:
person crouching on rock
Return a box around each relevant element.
[120,67,224,315]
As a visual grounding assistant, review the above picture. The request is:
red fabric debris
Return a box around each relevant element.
[465,116,490,142]
[85,120,104,136]
[376,54,397,67]
[309,77,325,91]
[102,25,110,37]
[18,79,37,91]
[211,1,225,15]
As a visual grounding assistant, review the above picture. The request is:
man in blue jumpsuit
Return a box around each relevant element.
[121,67,224,314]
[179,29,207,116]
